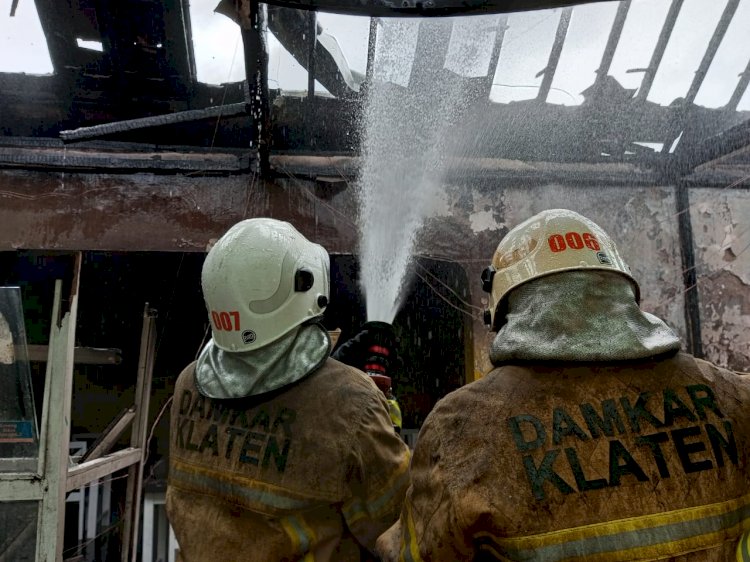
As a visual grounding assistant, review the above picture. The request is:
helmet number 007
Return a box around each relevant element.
[211,310,240,331]
[548,232,600,253]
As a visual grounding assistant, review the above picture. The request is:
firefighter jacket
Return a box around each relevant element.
[167,357,411,562]
[378,352,750,561]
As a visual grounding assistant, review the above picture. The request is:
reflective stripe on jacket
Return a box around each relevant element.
[390,353,750,561]
[167,357,411,562]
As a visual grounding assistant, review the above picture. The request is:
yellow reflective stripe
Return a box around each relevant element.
[476,492,750,561]
[281,515,317,561]
[399,501,422,562]
[738,530,750,562]
[388,399,403,429]
[169,458,322,515]
[281,517,303,552]
[342,452,410,525]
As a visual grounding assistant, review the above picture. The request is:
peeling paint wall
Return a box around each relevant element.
[0,170,356,254]
[689,189,750,371]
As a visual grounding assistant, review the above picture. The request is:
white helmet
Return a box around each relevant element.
[481,209,639,331]
[202,218,330,351]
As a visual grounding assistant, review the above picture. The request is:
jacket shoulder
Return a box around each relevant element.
[174,361,197,389]
[305,357,385,409]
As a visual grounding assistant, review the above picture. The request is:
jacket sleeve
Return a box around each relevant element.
[342,390,412,553]
[378,411,476,562]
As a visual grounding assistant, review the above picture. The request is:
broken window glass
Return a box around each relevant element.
[0,287,39,474]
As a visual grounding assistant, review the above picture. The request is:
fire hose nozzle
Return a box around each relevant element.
[360,321,396,378]
[361,321,402,432]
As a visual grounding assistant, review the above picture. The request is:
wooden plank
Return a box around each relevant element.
[79,407,136,463]
[682,165,750,188]
[122,305,158,562]
[25,345,122,365]
[0,477,44,501]
[0,146,250,173]
[36,254,81,562]
[59,103,247,141]
[269,154,663,186]
[0,169,259,253]
[65,447,142,492]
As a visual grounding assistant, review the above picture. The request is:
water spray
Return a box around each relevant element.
[355,18,497,431]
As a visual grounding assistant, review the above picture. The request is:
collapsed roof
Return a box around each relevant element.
[0,0,748,178]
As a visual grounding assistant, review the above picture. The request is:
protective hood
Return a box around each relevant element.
[490,271,681,365]
[195,321,331,399]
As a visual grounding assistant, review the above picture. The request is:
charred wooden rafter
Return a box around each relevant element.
[60,102,249,142]
[633,0,684,103]
[0,137,253,173]
[727,56,750,113]
[537,7,572,103]
[662,0,742,155]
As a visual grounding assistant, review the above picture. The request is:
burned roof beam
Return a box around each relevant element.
[662,0,741,160]
[0,144,252,173]
[365,18,378,86]
[634,0,684,102]
[684,0,741,104]
[33,0,84,72]
[483,16,509,93]
[410,19,454,90]
[306,11,317,149]
[674,117,750,175]
[726,56,750,113]
[239,0,271,174]
[162,0,198,86]
[269,154,661,186]
[592,0,630,95]
[180,0,198,82]
[263,5,363,98]
[59,103,248,142]
[536,7,572,103]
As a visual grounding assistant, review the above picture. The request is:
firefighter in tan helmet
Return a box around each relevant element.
[166,218,410,562]
[376,209,750,562]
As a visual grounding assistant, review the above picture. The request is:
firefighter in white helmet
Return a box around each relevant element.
[166,218,410,562]
[376,209,750,561]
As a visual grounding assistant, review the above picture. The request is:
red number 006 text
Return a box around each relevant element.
[548,232,600,252]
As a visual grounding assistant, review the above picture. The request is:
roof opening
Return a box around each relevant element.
[0,0,53,75]
[189,0,245,84]
[693,0,750,108]
[647,0,727,106]
[373,19,420,87]
[548,3,618,106]
[489,9,559,103]
[266,26,310,93]
[76,38,103,52]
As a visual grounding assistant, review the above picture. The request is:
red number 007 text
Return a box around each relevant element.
[548,232,600,252]
[211,310,240,331]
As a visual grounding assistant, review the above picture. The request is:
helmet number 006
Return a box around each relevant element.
[211,310,240,331]
[548,232,600,253]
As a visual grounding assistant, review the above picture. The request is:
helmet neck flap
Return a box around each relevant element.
[489,271,680,364]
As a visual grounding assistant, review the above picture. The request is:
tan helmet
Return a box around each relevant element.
[202,218,330,351]
[481,209,639,330]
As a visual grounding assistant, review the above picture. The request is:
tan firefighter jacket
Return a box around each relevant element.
[378,352,750,562]
[167,357,411,561]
